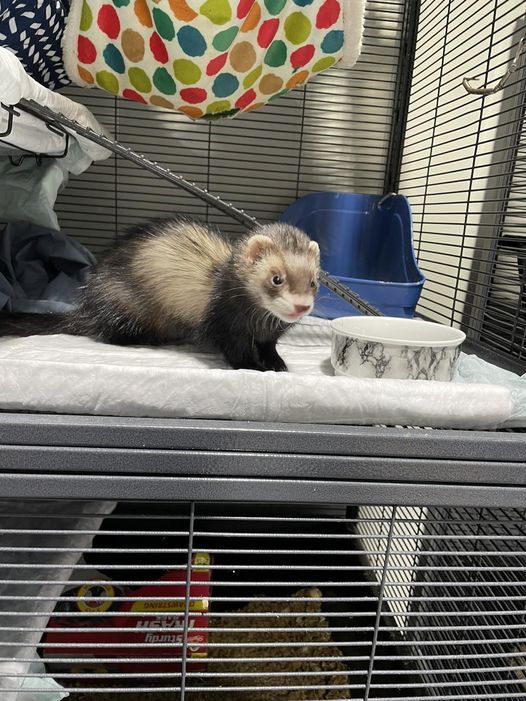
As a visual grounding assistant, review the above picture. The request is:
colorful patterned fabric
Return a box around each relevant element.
[0,0,71,90]
[63,0,350,120]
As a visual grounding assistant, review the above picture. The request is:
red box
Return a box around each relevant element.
[42,553,211,677]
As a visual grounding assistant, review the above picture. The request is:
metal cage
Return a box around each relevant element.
[1,0,526,699]
[0,491,525,700]
[1,417,526,699]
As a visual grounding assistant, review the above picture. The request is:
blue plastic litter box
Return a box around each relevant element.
[279,192,426,319]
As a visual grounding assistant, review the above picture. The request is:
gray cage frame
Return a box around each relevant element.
[1,412,526,510]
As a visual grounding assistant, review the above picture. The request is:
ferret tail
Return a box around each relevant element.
[0,311,72,338]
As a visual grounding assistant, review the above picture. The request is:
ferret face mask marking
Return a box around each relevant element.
[243,233,320,323]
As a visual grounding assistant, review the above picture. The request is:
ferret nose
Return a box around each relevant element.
[294,304,311,314]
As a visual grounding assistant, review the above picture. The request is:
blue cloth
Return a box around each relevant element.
[0,0,70,90]
[0,222,95,313]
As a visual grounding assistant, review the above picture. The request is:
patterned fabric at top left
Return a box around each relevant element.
[62,0,350,120]
[0,0,71,90]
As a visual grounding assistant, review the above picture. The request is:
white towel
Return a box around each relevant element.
[0,46,110,165]
[0,318,513,430]
[0,500,115,701]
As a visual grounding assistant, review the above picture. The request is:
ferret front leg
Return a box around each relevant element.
[220,340,266,371]
[256,341,288,372]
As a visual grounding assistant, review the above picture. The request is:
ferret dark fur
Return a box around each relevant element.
[0,218,320,371]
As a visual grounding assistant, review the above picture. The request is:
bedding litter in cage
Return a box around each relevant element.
[193,586,350,701]
[67,587,350,701]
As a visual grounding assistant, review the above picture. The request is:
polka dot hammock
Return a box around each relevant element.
[63,0,365,120]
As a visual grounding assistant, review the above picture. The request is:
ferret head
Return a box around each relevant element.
[236,223,320,323]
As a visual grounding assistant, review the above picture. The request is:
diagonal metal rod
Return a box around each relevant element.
[18,99,382,317]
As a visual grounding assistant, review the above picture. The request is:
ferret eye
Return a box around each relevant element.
[310,280,316,288]
[272,275,283,286]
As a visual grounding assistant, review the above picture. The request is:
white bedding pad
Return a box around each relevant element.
[0,319,513,430]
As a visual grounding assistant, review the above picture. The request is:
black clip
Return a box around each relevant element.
[45,121,70,159]
[5,115,70,167]
[0,104,19,138]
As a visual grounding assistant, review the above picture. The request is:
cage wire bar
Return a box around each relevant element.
[398,0,526,368]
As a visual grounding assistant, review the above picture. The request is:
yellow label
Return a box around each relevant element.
[193,552,211,571]
[130,598,208,613]
[77,582,115,613]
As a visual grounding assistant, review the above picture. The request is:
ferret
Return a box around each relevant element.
[0,218,320,371]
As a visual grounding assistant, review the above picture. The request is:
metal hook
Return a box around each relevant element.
[0,103,19,138]
[8,154,25,167]
[5,120,70,167]
[377,192,397,209]
[8,152,46,167]
[45,122,70,159]
[463,32,526,95]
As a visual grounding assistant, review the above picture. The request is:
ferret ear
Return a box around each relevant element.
[308,240,320,262]
[244,234,275,264]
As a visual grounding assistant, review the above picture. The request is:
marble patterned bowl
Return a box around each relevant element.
[331,317,466,381]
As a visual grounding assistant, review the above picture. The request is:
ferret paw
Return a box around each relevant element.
[263,355,288,372]
[224,347,287,372]
[256,343,288,372]
[226,355,266,371]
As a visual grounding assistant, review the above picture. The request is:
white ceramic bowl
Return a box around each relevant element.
[330,317,466,381]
